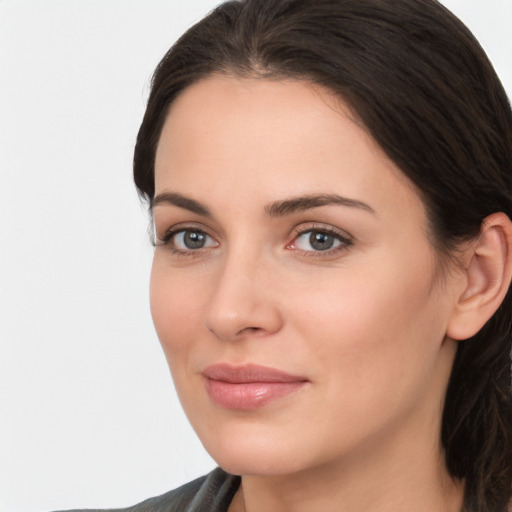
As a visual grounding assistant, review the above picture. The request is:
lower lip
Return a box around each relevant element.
[205,379,306,410]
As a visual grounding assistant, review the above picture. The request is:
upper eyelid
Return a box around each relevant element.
[290,222,353,240]
[156,221,213,238]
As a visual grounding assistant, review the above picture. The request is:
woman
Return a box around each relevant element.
[99,0,512,510]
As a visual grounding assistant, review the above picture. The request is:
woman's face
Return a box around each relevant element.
[151,76,461,477]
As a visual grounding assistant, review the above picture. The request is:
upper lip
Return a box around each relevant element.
[202,363,308,383]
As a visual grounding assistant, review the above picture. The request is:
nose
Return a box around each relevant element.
[202,249,283,342]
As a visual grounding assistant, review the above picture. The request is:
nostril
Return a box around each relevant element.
[236,326,262,336]
[240,327,259,333]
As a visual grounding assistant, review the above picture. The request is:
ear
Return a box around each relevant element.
[447,212,512,341]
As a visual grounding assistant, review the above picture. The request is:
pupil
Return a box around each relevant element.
[184,231,206,249]
[310,232,334,251]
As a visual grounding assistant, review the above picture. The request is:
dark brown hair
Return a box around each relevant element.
[133,1,512,510]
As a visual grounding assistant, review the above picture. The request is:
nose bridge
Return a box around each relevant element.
[203,239,282,341]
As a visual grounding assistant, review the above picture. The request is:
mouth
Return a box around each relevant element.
[201,363,309,410]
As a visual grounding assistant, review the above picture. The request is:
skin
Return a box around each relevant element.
[150,76,466,512]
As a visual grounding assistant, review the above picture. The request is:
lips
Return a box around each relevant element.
[202,363,308,410]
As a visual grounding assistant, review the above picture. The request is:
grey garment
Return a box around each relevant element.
[59,468,241,512]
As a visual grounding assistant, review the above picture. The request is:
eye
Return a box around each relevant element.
[288,227,352,254]
[159,228,218,252]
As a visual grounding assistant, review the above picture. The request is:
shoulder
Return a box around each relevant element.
[57,468,241,512]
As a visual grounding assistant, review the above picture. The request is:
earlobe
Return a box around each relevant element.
[447,212,512,341]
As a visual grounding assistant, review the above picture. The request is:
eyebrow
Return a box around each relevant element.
[150,191,375,217]
[151,192,211,216]
[265,194,376,217]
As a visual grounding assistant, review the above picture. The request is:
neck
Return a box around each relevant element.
[232,432,464,512]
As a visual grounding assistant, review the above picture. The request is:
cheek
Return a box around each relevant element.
[149,256,205,358]
[280,269,447,452]
[289,253,446,390]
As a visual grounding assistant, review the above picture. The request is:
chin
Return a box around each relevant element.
[195,420,323,477]
[213,447,306,477]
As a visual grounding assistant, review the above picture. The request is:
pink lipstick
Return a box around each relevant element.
[202,363,308,410]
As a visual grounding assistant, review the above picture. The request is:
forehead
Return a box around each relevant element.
[154,75,423,219]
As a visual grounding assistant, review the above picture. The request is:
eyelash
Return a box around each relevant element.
[156,224,353,257]
[288,225,353,256]
[156,226,218,255]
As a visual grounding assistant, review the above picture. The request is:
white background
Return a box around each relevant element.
[0,1,510,511]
